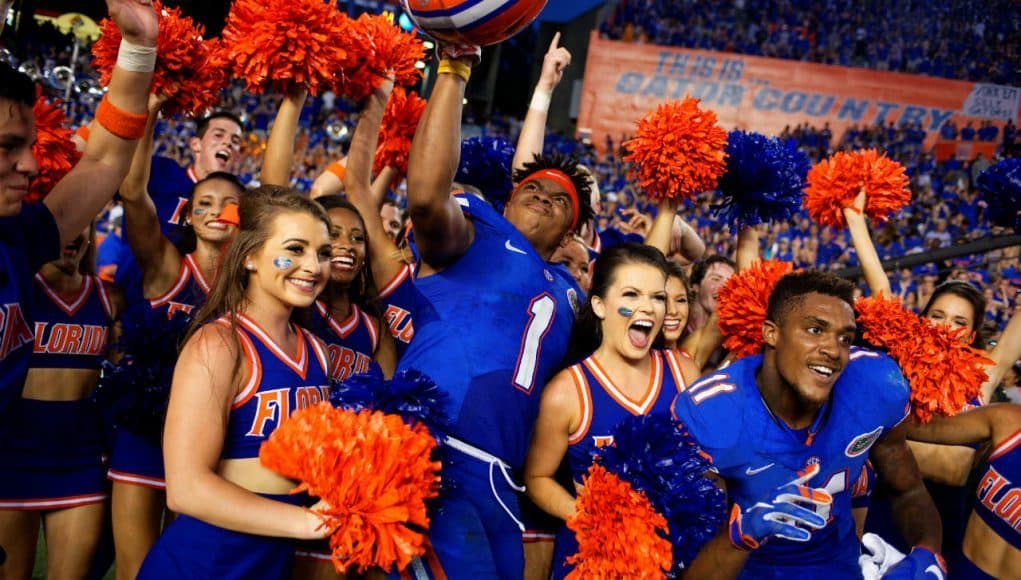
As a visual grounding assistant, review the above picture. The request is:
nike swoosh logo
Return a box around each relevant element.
[745,463,775,476]
[505,240,528,255]
[925,565,945,580]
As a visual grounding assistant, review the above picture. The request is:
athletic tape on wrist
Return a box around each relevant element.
[116,39,157,73]
[529,89,552,113]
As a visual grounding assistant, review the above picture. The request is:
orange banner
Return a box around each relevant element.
[577,33,1018,153]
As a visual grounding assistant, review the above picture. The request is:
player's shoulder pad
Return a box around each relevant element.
[673,357,754,452]
[841,347,911,422]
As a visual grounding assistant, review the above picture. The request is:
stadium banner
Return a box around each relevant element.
[577,32,1018,152]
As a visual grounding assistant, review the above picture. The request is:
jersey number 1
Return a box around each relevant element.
[513,294,556,393]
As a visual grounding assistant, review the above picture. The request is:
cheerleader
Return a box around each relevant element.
[523,243,701,577]
[907,404,1021,579]
[0,226,122,578]
[107,93,244,580]
[137,188,335,579]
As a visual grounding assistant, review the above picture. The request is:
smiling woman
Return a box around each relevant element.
[137,187,336,579]
[524,242,703,578]
[106,91,246,580]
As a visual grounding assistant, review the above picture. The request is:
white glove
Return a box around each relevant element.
[859,532,907,580]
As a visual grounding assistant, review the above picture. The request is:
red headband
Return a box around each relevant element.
[511,168,580,230]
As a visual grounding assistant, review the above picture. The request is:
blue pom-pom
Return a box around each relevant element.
[94,310,192,443]
[595,413,726,575]
[332,367,451,436]
[976,158,1021,231]
[455,136,515,211]
[712,131,810,226]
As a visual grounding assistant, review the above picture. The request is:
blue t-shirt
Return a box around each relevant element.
[0,203,61,415]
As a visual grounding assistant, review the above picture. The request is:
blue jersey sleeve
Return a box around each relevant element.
[845,349,911,430]
[672,361,751,472]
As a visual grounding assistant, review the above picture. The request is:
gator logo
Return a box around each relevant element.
[567,288,580,314]
[845,426,884,458]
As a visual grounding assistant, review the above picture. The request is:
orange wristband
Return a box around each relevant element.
[96,96,147,140]
[75,125,90,143]
[325,161,346,181]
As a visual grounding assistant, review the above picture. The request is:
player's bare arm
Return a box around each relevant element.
[869,423,942,551]
[405,51,476,270]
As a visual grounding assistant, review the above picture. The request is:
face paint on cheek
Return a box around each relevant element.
[618,307,634,318]
[193,208,206,216]
[273,257,293,270]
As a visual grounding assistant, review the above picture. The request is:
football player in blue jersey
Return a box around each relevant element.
[0,0,157,420]
[844,190,1021,564]
[396,44,594,578]
[674,270,944,579]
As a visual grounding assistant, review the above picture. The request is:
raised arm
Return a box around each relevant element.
[512,32,570,173]
[842,189,891,297]
[261,87,308,187]
[43,0,158,247]
[163,325,329,539]
[310,159,346,200]
[671,215,706,264]
[982,307,1021,402]
[344,78,411,289]
[645,198,677,255]
[405,49,476,269]
[119,94,182,297]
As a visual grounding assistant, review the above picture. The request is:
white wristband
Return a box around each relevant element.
[529,89,552,113]
[116,39,157,73]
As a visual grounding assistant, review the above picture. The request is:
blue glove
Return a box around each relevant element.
[881,546,946,580]
[728,463,832,550]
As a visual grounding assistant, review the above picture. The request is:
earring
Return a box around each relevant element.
[245,262,255,271]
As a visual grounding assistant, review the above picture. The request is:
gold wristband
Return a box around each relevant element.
[437,59,471,83]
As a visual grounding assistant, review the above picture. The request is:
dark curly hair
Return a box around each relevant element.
[512,152,595,231]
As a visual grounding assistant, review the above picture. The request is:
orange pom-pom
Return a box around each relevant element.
[221,0,353,96]
[340,13,426,102]
[855,295,993,423]
[259,404,441,573]
[623,97,727,202]
[92,1,227,117]
[566,464,672,579]
[374,87,427,177]
[716,260,795,358]
[28,96,82,202]
[805,149,910,229]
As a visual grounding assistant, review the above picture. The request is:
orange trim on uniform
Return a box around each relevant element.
[316,300,361,340]
[663,349,688,393]
[95,276,115,319]
[567,365,593,445]
[361,310,379,354]
[149,258,192,308]
[235,314,309,380]
[214,319,263,409]
[584,353,663,416]
[302,328,331,376]
[990,427,1021,461]
[34,273,93,317]
[183,254,212,294]
[378,263,412,299]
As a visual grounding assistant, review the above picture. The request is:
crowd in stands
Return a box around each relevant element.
[601,0,1021,85]
[9,16,1020,345]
